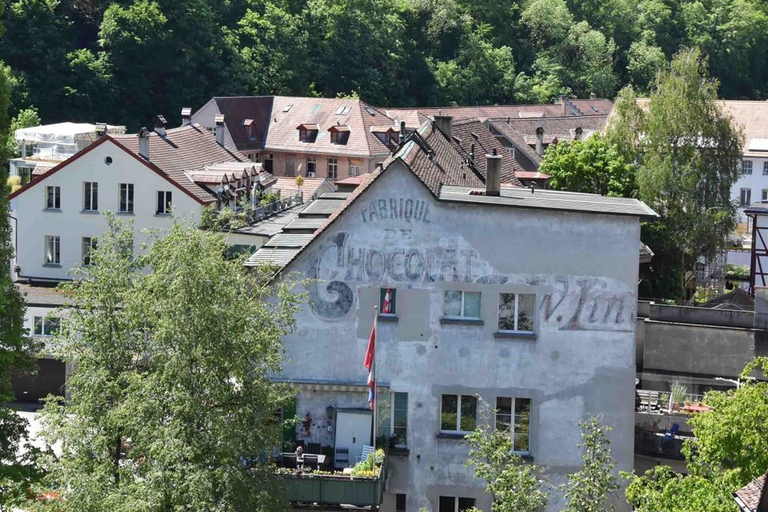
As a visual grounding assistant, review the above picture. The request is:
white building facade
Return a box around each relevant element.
[272,122,656,511]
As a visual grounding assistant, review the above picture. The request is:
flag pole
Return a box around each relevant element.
[372,305,378,450]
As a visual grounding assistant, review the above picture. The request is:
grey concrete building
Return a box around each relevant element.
[267,118,656,511]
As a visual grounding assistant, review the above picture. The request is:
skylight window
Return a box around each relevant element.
[336,105,351,115]
[312,104,323,114]
[364,106,376,116]
[283,104,293,112]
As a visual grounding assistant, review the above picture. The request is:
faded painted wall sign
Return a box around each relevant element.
[361,197,432,224]
[307,231,635,333]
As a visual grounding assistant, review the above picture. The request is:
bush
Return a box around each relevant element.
[348,448,384,476]
[7,175,21,193]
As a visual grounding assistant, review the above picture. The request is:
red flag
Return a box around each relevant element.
[382,289,392,314]
[364,324,375,409]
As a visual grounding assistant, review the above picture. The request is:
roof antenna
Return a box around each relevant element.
[530,183,535,194]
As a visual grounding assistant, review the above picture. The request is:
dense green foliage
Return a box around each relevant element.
[563,417,620,512]
[2,0,768,129]
[540,134,636,197]
[25,217,302,511]
[624,358,768,512]
[607,48,743,299]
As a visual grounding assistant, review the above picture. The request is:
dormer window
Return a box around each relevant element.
[329,125,350,145]
[297,124,319,143]
[243,118,256,140]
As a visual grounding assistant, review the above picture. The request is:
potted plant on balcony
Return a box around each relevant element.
[671,382,687,412]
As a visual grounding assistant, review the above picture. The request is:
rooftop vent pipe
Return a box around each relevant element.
[486,148,501,196]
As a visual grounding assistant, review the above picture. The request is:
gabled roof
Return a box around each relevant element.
[450,118,523,186]
[733,470,767,512]
[211,96,275,152]
[490,115,608,146]
[272,177,333,201]
[488,121,542,171]
[113,124,248,203]
[397,98,614,121]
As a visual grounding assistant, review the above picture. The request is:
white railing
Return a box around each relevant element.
[636,389,705,413]
[248,192,303,222]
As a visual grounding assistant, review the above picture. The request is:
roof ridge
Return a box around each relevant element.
[356,100,374,157]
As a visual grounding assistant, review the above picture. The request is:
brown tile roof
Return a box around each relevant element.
[272,176,333,200]
[212,96,274,152]
[407,98,613,121]
[114,124,248,203]
[382,109,430,129]
[450,118,522,186]
[492,115,608,145]
[488,121,542,171]
[260,97,395,157]
[16,283,70,307]
[733,471,767,512]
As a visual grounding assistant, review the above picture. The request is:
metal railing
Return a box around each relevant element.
[636,389,705,413]
[634,428,687,460]
[247,192,303,223]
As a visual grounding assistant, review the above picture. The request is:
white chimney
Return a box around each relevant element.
[154,115,167,137]
[138,127,150,160]
[433,114,453,141]
[486,150,501,196]
[574,127,583,141]
[559,95,568,116]
[181,107,192,126]
[535,127,544,156]
[214,114,225,147]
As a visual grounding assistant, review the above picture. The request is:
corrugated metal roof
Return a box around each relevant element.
[439,186,658,219]
[245,247,302,267]
[300,198,348,216]
[283,218,327,232]
[264,233,315,248]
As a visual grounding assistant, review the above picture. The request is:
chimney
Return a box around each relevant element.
[138,127,150,160]
[154,115,167,137]
[486,149,501,196]
[470,143,475,162]
[559,95,568,116]
[214,114,225,147]
[433,114,453,141]
[95,123,107,138]
[181,107,192,126]
[399,121,406,144]
[574,126,583,141]
[535,127,545,156]
[590,92,597,100]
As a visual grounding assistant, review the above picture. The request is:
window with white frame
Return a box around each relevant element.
[328,158,338,179]
[82,237,97,266]
[119,183,134,213]
[45,186,60,210]
[350,164,360,176]
[83,182,98,211]
[307,157,316,177]
[440,394,477,433]
[743,160,753,175]
[763,161,768,175]
[505,147,515,158]
[741,188,752,206]
[443,290,481,319]
[156,191,172,215]
[45,235,60,265]
[380,288,396,315]
[438,496,475,512]
[763,189,768,202]
[498,293,535,333]
[33,315,60,337]
[378,391,408,447]
[496,396,532,454]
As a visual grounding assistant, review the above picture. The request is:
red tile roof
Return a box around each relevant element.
[450,118,522,186]
[272,176,333,200]
[113,124,248,203]
[212,96,274,152]
[733,471,767,512]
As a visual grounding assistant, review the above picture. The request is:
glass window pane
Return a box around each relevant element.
[381,288,396,315]
[498,293,515,330]
[458,498,475,511]
[444,291,462,317]
[441,394,458,431]
[44,317,60,336]
[463,292,481,318]
[517,294,535,332]
[394,392,408,410]
[34,317,43,335]
[496,397,512,430]
[439,497,455,512]
[377,392,392,439]
[460,395,477,432]
[514,398,531,453]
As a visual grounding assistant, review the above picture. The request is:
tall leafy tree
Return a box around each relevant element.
[563,417,620,512]
[28,217,302,510]
[606,48,743,297]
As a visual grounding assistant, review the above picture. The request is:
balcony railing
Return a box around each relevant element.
[277,452,387,507]
[634,428,687,460]
[247,192,303,223]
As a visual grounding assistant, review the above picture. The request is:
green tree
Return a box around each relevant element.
[563,417,620,512]
[465,401,550,512]
[539,134,636,197]
[5,106,40,158]
[606,48,743,298]
[624,358,768,512]
[28,217,302,510]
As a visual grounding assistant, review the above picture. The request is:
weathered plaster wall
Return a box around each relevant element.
[278,162,640,511]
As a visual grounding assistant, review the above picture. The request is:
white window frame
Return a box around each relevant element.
[743,160,753,175]
[505,147,515,158]
[33,315,60,337]
[497,293,536,333]
[379,288,397,316]
[119,183,134,214]
[350,164,360,176]
[762,189,768,203]
[443,290,481,320]
[82,237,97,266]
[45,186,61,210]
[156,190,173,215]
[439,393,477,434]
[741,188,752,207]
[328,158,338,179]
[83,182,98,211]
[495,396,532,456]
[763,161,768,176]
[45,235,60,265]
[307,157,316,177]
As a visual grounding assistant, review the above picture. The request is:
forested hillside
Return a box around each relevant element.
[2,0,767,130]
